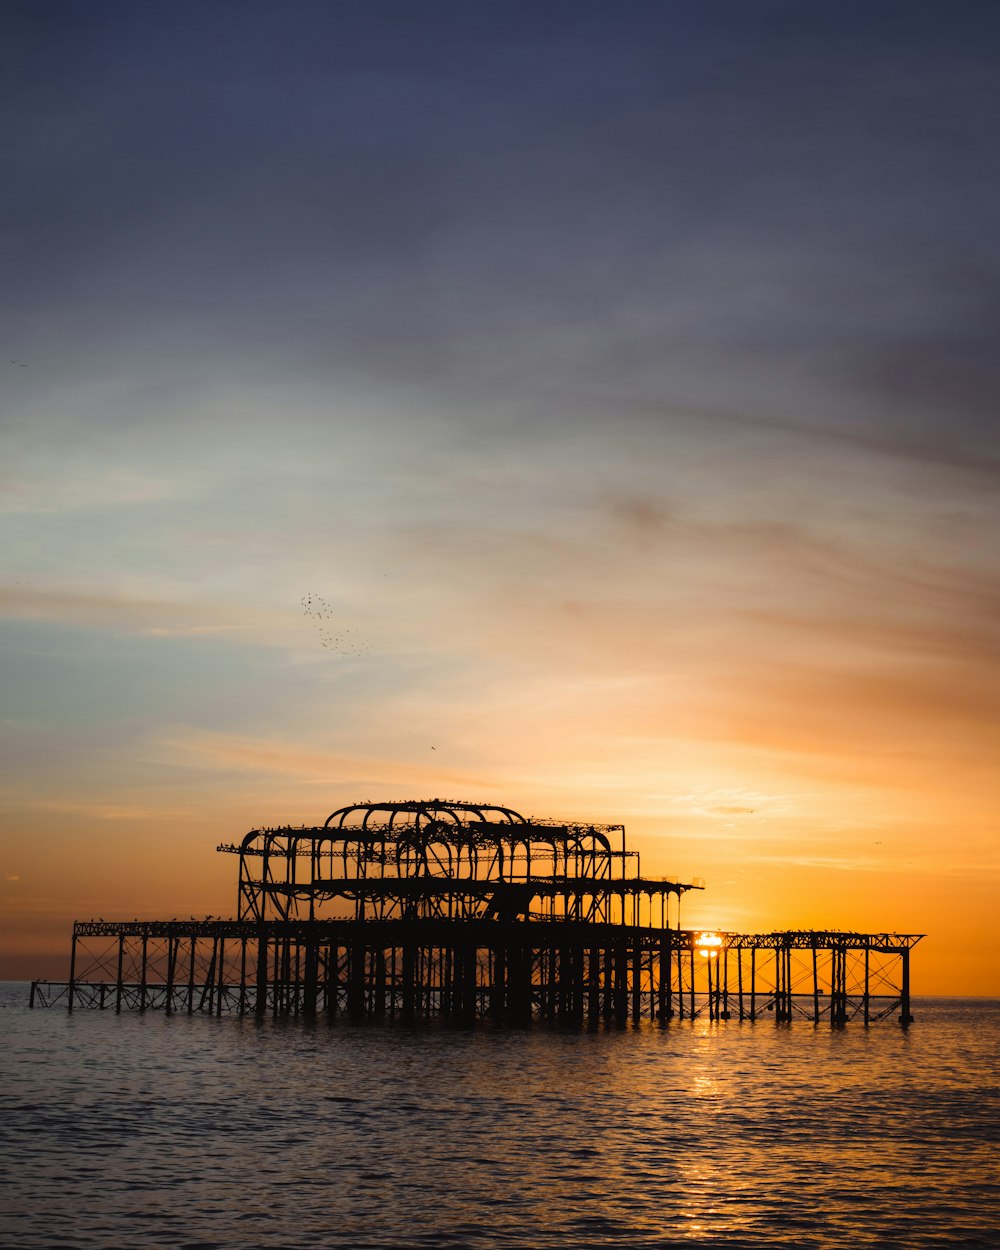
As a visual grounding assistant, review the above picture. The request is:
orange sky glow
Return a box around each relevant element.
[2,6,998,999]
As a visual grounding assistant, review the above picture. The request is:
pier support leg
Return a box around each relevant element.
[602,946,614,1021]
[812,945,820,1024]
[614,941,628,1024]
[750,947,756,1022]
[509,943,532,1025]
[463,943,478,1025]
[303,937,319,1020]
[658,938,670,1021]
[216,938,226,1015]
[115,934,125,1013]
[139,934,148,1013]
[587,946,600,1024]
[326,943,340,1020]
[899,946,913,1025]
[187,936,197,1014]
[255,931,268,1017]
[373,947,387,1019]
[402,940,416,1022]
[631,941,642,1024]
[165,937,177,1015]
[348,940,366,1019]
[676,942,684,1020]
[68,932,77,1013]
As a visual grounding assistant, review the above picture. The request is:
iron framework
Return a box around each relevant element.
[31,799,923,1026]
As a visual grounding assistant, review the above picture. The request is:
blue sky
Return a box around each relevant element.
[2,2,998,988]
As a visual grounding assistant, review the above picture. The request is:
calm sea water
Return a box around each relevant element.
[2,985,998,1249]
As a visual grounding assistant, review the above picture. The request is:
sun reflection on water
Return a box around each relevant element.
[2,992,998,1247]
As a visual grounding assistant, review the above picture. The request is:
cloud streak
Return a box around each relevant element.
[2,2,999,990]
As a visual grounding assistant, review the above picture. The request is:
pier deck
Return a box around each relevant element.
[32,918,921,1025]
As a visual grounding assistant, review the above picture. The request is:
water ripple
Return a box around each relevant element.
[2,989,998,1248]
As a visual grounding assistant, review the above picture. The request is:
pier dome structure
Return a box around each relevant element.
[218,799,698,928]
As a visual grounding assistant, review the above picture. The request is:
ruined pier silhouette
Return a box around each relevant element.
[30,799,922,1025]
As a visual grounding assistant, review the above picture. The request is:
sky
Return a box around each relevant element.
[2,1,998,993]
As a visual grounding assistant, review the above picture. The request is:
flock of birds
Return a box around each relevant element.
[301,592,372,657]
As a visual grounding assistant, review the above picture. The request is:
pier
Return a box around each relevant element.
[30,799,922,1025]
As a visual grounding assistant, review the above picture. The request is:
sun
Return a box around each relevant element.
[696,932,723,959]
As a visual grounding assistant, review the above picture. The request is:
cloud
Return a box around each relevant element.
[155,728,507,807]
[0,584,289,642]
[5,799,165,822]
[0,468,189,515]
[581,389,1000,481]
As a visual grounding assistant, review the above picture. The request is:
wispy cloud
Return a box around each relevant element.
[4,798,168,822]
[157,728,498,798]
[576,390,1000,480]
[0,584,291,642]
[0,468,190,515]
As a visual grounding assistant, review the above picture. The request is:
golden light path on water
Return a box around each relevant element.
[3,987,999,1248]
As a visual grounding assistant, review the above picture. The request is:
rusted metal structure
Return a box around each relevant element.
[30,798,922,1025]
[222,800,689,927]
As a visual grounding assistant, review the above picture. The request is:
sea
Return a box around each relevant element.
[2,985,998,1249]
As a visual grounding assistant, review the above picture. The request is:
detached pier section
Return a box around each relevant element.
[30,799,922,1025]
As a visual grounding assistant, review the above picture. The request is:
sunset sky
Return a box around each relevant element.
[2,2,998,993]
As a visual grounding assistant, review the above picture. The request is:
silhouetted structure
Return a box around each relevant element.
[30,799,922,1025]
